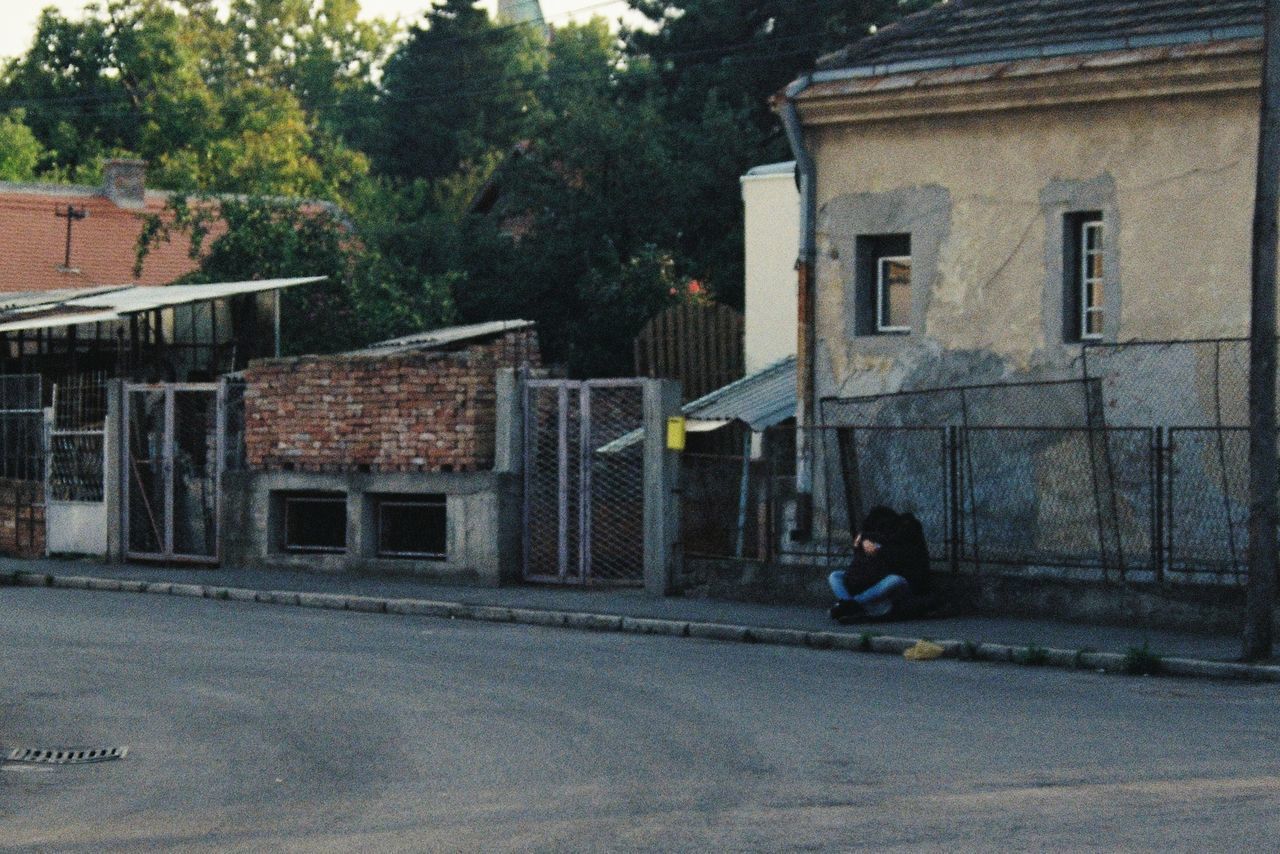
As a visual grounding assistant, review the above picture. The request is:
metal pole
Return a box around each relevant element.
[1244,0,1280,661]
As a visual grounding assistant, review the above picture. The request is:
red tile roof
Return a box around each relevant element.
[0,184,225,293]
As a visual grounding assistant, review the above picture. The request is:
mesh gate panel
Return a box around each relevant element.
[960,428,1154,574]
[126,390,166,555]
[1168,428,1248,581]
[525,384,574,579]
[584,385,644,582]
[524,381,645,584]
[172,390,219,558]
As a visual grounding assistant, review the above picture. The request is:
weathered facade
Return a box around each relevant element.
[770,0,1269,592]
[795,33,1261,400]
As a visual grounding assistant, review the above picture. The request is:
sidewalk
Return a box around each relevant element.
[2,556,1250,665]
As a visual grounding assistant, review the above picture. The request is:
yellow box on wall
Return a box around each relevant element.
[666,416,686,451]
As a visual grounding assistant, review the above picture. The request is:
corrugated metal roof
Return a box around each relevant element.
[598,356,796,453]
[743,161,796,179]
[347,319,535,356]
[684,355,796,430]
[0,277,325,333]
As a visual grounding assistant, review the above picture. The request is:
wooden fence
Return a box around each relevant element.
[633,302,744,402]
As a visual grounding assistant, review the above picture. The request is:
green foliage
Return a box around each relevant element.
[5,0,924,374]
[0,110,44,181]
[372,0,546,183]
[1,0,380,197]
[136,193,455,355]
[1017,644,1050,666]
[858,631,873,652]
[1124,642,1163,676]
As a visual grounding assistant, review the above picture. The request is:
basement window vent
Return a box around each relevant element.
[281,492,346,553]
[376,494,446,560]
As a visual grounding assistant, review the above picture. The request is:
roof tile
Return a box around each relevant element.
[819,0,1263,71]
[0,187,223,292]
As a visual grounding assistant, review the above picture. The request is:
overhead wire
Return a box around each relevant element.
[0,28,835,119]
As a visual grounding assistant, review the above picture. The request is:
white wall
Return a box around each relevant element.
[741,162,799,374]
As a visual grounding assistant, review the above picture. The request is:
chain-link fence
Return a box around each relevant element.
[522,380,646,584]
[683,339,1271,588]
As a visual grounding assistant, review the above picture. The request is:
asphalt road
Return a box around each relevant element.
[3,587,1280,852]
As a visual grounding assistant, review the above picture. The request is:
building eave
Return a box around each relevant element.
[793,37,1261,127]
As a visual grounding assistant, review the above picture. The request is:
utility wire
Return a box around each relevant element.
[0,29,829,117]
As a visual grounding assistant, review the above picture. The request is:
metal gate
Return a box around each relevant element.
[47,374,108,556]
[523,379,645,584]
[124,382,224,564]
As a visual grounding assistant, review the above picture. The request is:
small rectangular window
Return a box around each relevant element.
[376,494,447,560]
[1079,220,1104,339]
[856,234,911,335]
[877,256,912,333]
[280,492,346,553]
[1064,212,1104,342]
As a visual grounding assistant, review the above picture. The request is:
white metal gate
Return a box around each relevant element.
[124,382,224,564]
[523,379,645,584]
[46,375,108,556]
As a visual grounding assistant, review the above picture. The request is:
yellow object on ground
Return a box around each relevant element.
[904,640,945,661]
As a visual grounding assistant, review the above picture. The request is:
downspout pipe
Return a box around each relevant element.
[779,74,817,540]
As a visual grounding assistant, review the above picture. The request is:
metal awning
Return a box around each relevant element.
[598,356,797,453]
[0,277,325,334]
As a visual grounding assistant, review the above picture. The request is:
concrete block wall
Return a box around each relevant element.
[221,469,522,585]
[241,329,539,474]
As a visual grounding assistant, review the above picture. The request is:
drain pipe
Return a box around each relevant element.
[779,74,817,540]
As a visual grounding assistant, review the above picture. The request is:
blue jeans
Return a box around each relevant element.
[828,571,909,618]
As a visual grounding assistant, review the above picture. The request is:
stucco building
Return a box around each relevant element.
[770,0,1267,581]
[783,0,1261,401]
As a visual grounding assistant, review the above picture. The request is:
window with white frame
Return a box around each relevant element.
[857,234,911,335]
[1079,219,1104,339]
[1064,212,1105,342]
[877,255,912,333]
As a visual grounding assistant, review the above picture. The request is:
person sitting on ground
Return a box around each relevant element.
[828,505,931,622]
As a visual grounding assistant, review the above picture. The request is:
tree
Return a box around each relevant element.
[625,0,924,129]
[373,0,547,182]
[1,0,379,198]
[137,194,456,355]
[616,0,926,307]
[454,21,692,376]
[0,110,45,181]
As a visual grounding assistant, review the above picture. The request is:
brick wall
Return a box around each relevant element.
[242,329,539,473]
[0,478,45,558]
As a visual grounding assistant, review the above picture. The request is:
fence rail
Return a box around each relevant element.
[685,421,1258,587]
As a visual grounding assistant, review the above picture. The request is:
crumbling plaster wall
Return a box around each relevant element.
[810,89,1258,402]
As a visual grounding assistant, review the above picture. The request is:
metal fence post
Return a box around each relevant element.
[947,425,960,573]
[1152,426,1165,583]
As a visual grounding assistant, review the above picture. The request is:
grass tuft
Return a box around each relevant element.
[1124,641,1163,676]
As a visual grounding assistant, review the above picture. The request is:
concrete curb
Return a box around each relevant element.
[6,569,1280,683]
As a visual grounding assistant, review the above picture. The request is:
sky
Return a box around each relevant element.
[0,0,637,61]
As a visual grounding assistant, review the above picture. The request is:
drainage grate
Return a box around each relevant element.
[5,746,127,765]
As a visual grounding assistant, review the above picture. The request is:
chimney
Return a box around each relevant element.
[103,158,147,208]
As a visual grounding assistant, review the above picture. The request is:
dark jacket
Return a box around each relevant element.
[846,507,931,596]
